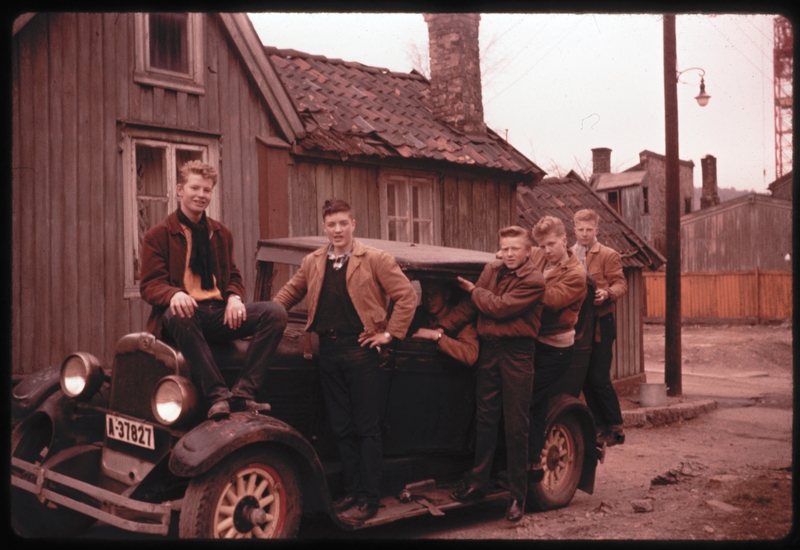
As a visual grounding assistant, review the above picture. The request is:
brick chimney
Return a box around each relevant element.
[700,154,720,209]
[591,147,612,174]
[423,13,486,134]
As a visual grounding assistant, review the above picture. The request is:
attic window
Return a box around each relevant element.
[134,13,205,95]
[607,190,621,215]
[642,187,649,214]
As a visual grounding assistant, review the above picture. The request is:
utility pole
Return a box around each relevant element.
[663,14,682,396]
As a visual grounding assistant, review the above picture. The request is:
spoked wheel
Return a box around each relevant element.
[527,413,584,511]
[11,416,97,537]
[179,448,302,539]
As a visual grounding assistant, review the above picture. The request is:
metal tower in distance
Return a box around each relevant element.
[773,16,793,178]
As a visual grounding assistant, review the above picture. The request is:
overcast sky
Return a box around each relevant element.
[250,12,784,193]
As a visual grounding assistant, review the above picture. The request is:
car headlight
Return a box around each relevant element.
[151,375,197,427]
[60,352,104,400]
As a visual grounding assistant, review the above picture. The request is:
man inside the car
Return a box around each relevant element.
[140,161,288,421]
[527,216,587,474]
[409,280,479,367]
[273,198,417,525]
[437,226,545,523]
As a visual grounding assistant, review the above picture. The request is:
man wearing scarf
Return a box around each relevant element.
[140,161,287,420]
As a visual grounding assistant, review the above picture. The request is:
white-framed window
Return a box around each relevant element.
[122,127,220,298]
[378,171,440,245]
[134,13,205,95]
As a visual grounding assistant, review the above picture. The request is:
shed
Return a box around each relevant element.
[680,193,793,272]
[516,174,665,386]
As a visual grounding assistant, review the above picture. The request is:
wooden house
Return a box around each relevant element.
[11,12,543,376]
[516,173,665,386]
[768,170,793,201]
[259,12,543,256]
[590,148,695,256]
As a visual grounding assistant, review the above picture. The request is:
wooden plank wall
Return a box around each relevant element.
[644,271,792,321]
[289,161,381,239]
[610,269,644,380]
[12,13,275,375]
[289,161,516,255]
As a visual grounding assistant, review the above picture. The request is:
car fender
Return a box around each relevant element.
[12,365,62,425]
[169,412,328,484]
[545,394,598,495]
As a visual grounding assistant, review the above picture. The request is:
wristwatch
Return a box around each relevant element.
[437,331,443,341]
[230,294,243,302]
[384,331,392,341]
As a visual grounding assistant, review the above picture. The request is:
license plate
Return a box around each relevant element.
[106,414,155,450]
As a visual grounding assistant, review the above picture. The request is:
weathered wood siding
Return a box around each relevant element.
[644,270,792,322]
[618,187,651,245]
[681,195,792,272]
[289,160,516,254]
[611,268,645,380]
[12,13,276,375]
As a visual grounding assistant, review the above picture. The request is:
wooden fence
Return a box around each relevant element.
[644,270,793,323]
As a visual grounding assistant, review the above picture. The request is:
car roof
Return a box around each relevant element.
[257,237,496,278]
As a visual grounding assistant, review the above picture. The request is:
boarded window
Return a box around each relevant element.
[122,128,220,297]
[149,13,189,73]
[134,13,204,94]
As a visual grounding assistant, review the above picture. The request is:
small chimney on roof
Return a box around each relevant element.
[423,13,486,134]
[592,147,612,175]
[700,154,720,209]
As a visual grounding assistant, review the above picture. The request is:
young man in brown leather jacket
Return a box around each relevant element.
[140,161,288,421]
[273,199,416,524]
[438,226,545,523]
[573,209,628,446]
[528,216,587,473]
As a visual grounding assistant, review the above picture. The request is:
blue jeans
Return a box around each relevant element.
[529,342,574,462]
[317,333,382,504]
[162,300,287,404]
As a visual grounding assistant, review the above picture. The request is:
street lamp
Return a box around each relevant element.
[677,67,711,107]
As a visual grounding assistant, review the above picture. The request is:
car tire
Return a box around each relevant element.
[527,412,584,512]
[11,416,97,538]
[179,447,302,539]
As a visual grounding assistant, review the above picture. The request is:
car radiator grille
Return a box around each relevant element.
[110,351,174,423]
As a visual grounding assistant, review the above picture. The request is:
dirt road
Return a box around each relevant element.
[298,323,794,541]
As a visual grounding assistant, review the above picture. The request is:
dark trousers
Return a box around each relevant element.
[469,337,534,502]
[318,334,382,504]
[162,300,288,404]
[582,313,623,431]
[529,342,574,462]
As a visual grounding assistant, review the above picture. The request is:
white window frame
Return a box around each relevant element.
[134,12,205,95]
[378,170,441,246]
[122,127,220,298]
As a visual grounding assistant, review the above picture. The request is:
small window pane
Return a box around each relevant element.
[134,145,170,283]
[149,13,189,73]
[387,183,397,216]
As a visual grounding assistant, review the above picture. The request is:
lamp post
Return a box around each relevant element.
[662,15,710,397]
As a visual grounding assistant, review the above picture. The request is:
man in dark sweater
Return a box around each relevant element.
[140,161,287,421]
[274,199,416,525]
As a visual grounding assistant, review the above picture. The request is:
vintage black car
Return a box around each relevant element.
[11,237,603,538]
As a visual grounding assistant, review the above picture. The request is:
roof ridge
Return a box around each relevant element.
[264,45,426,81]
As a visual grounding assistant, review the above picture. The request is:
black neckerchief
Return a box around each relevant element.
[176,208,214,290]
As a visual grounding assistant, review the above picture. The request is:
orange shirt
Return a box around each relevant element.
[181,224,223,302]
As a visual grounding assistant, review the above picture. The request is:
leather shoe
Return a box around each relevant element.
[506,499,524,522]
[339,500,379,524]
[207,399,230,420]
[597,429,625,447]
[451,484,485,502]
[244,399,271,413]
[333,494,357,513]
